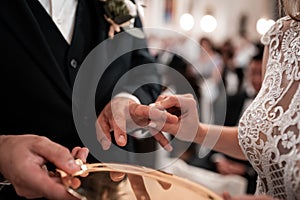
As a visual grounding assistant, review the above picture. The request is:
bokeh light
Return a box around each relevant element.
[180,13,195,31]
[256,18,275,35]
[200,15,218,33]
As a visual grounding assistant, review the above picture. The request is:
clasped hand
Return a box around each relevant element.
[96,94,199,151]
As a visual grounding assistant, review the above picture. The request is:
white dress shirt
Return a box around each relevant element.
[38,0,77,44]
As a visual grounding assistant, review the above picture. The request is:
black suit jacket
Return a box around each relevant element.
[0,1,161,198]
[0,0,160,153]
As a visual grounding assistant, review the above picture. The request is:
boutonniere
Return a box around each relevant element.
[101,0,145,39]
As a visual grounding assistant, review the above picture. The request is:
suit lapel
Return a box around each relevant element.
[0,1,72,101]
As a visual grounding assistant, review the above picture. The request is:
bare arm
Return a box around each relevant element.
[196,123,245,160]
[150,94,246,160]
[261,46,269,79]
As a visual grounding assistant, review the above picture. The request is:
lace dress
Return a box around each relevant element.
[238,16,300,199]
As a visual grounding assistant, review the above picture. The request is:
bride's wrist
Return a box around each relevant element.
[195,122,206,144]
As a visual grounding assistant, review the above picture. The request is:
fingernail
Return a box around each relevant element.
[67,160,80,170]
[148,121,157,128]
[84,147,90,154]
[83,151,89,160]
[118,135,126,145]
[101,139,111,150]
[164,144,173,152]
[149,103,156,107]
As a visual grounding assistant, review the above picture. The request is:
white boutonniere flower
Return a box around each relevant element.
[101,0,145,39]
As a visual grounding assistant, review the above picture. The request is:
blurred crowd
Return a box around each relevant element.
[148,32,265,195]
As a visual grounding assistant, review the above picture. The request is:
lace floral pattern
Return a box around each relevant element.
[238,16,300,199]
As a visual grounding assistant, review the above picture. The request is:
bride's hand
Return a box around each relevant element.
[148,94,199,142]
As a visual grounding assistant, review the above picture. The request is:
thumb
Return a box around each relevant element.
[32,137,80,174]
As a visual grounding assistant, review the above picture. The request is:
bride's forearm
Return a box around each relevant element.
[195,123,246,160]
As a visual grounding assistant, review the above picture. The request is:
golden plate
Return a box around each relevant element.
[58,162,222,200]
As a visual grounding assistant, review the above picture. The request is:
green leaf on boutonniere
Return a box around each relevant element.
[101,0,145,39]
[104,0,136,25]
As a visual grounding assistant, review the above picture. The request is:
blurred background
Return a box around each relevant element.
[135,0,278,196]
[142,0,276,43]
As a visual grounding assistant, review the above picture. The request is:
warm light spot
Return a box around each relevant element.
[256,18,275,35]
[180,13,195,31]
[200,15,217,33]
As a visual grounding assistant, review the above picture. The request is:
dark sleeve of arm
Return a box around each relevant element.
[123,49,162,105]
[120,15,162,105]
